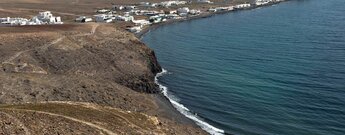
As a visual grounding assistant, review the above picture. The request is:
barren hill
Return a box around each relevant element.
[0,23,206,134]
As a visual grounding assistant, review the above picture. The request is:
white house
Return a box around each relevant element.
[234,4,251,9]
[149,15,166,23]
[208,8,217,12]
[189,9,201,15]
[36,11,63,24]
[0,17,30,26]
[94,14,112,23]
[256,0,271,6]
[96,9,110,13]
[140,2,151,6]
[177,7,190,15]
[132,19,151,26]
[114,15,134,21]
[197,0,213,3]
[155,1,187,7]
[1,11,63,26]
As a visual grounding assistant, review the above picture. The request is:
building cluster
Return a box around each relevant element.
[93,13,134,23]
[0,11,63,26]
[1,0,286,34]
[197,0,213,3]
[255,0,284,6]
[208,6,234,12]
[125,6,202,33]
[88,0,285,34]
[82,1,204,33]
[139,1,187,8]
[207,0,284,13]
[208,3,250,13]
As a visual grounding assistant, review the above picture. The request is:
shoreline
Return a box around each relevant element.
[136,0,287,39]
[139,1,288,134]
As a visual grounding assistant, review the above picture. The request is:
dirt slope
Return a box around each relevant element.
[0,24,206,134]
[0,102,201,135]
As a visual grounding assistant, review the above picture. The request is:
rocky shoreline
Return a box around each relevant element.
[136,0,287,39]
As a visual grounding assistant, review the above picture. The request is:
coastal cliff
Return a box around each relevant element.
[0,24,161,104]
[0,24,206,134]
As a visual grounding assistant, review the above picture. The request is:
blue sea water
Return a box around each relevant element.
[142,0,345,134]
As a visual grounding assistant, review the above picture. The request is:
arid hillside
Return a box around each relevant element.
[0,23,207,134]
[0,102,202,135]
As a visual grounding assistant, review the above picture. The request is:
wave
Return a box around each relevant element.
[155,69,225,135]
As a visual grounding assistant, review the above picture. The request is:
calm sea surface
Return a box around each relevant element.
[143,0,345,134]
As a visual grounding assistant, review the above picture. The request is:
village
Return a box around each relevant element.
[0,0,284,33]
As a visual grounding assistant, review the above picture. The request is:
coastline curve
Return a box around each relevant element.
[155,69,225,135]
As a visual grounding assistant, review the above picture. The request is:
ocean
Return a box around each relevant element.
[142,0,345,134]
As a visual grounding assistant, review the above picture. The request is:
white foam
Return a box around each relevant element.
[155,69,225,135]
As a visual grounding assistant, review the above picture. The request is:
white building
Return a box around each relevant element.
[234,4,251,9]
[256,0,271,6]
[0,11,63,26]
[96,9,110,13]
[114,15,134,21]
[140,2,158,8]
[149,15,166,23]
[140,2,151,6]
[94,14,112,23]
[208,8,217,12]
[197,0,213,3]
[177,7,190,15]
[189,9,201,15]
[0,17,29,26]
[36,11,63,24]
[132,19,151,26]
[143,10,160,16]
[156,1,187,7]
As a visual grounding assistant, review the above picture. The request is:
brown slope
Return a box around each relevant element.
[0,24,206,134]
